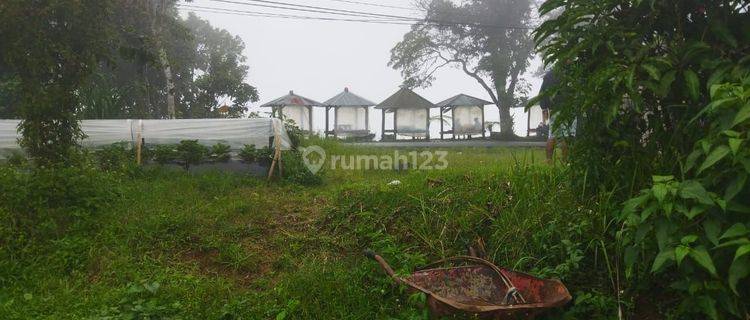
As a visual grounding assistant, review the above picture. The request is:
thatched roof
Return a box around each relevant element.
[260,90,321,107]
[323,88,375,107]
[436,94,493,108]
[375,87,435,110]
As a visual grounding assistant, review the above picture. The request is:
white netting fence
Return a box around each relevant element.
[0,118,292,159]
[395,108,428,137]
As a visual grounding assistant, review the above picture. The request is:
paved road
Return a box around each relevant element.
[346,140,546,148]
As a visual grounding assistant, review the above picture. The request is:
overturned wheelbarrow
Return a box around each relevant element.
[364,250,571,319]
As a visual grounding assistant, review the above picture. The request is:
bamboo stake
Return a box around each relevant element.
[267,121,283,181]
[136,132,143,165]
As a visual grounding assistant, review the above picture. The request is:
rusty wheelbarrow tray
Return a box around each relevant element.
[365,250,571,319]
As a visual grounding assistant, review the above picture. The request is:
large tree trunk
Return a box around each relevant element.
[497,103,514,136]
[149,0,176,118]
[156,45,176,118]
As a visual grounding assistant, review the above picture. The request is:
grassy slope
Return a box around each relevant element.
[0,144,617,319]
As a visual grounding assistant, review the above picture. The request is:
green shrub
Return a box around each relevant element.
[257,146,274,166]
[536,0,750,318]
[0,165,120,236]
[210,143,232,163]
[5,151,27,167]
[238,144,258,163]
[153,144,178,165]
[95,142,134,172]
[283,119,303,150]
[95,281,183,319]
[176,140,209,170]
[620,77,750,319]
[281,151,322,186]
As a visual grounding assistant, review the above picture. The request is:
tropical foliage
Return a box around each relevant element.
[0,1,258,164]
[535,0,750,317]
[0,0,115,164]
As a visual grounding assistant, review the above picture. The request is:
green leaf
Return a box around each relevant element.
[697,145,730,174]
[704,219,721,246]
[684,205,706,220]
[675,245,690,266]
[706,65,731,94]
[652,175,674,183]
[658,70,676,97]
[735,244,750,261]
[715,238,750,249]
[697,295,719,320]
[728,138,743,155]
[723,130,741,138]
[725,173,747,201]
[679,181,713,205]
[642,64,660,80]
[622,193,650,216]
[685,149,702,171]
[684,70,700,101]
[681,235,698,244]
[276,310,288,320]
[728,256,750,294]
[732,102,750,127]
[689,246,718,276]
[721,223,748,240]
[651,248,674,273]
[624,245,638,277]
[652,184,668,203]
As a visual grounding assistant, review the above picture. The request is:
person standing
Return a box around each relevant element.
[539,70,576,163]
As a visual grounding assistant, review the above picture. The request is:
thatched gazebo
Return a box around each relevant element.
[322,88,375,139]
[260,90,321,132]
[436,94,492,139]
[376,88,436,140]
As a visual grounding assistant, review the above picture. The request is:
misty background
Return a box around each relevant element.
[179,0,544,139]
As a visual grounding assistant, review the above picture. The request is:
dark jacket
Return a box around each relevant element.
[539,71,559,111]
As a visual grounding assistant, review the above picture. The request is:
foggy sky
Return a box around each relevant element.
[181,0,544,138]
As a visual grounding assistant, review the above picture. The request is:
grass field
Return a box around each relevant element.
[0,142,619,319]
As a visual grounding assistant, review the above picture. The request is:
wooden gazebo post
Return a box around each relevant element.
[381,109,385,140]
[527,109,532,137]
[452,107,457,140]
[364,106,369,132]
[481,105,486,138]
[440,107,445,140]
[393,109,398,139]
[307,105,313,133]
[333,106,339,139]
[325,106,330,137]
[425,108,430,140]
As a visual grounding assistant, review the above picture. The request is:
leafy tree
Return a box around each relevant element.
[535,0,749,318]
[0,0,114,164]
[390,0,536,136]
[76,11,258,119]
[175,13,259,118]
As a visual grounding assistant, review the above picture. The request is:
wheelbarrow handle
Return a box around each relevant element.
[363,249,401,283]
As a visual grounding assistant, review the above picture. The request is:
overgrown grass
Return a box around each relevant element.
[0,142,619,319]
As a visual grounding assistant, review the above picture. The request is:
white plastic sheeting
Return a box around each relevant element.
[0,118,292,158]
[281,106,311,131]
[335,107,368,136]
[452,106,483,135]
[139,118,292,149]
[527,105,545,135]
[0,120,19,157]
[81,120,136,148]
[395,108,428,137]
